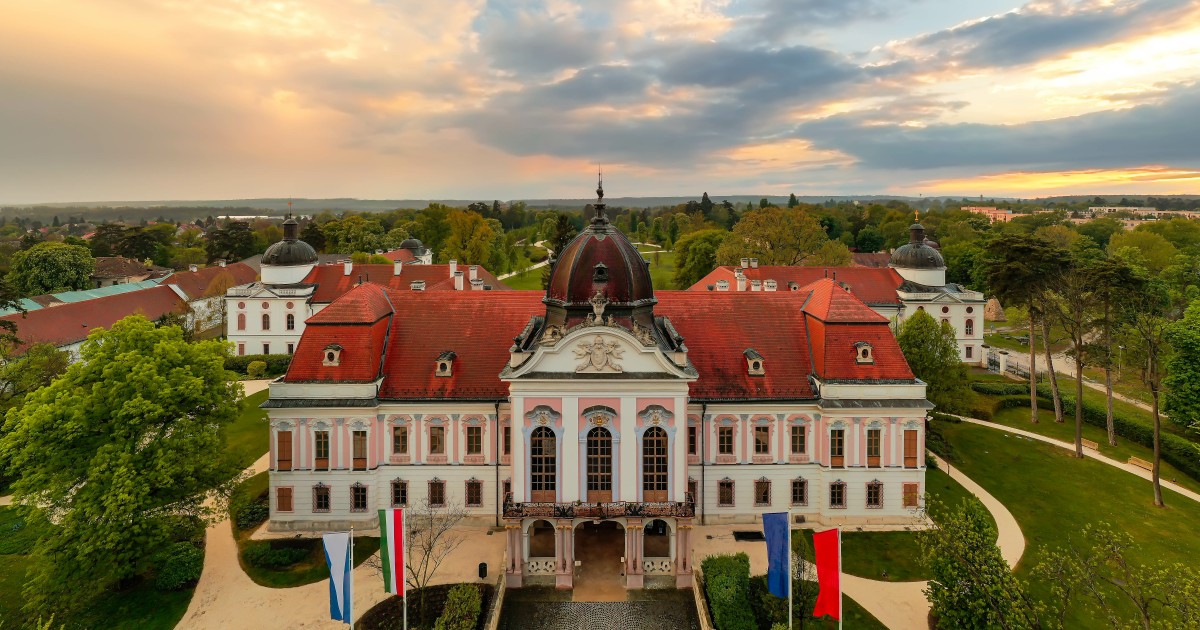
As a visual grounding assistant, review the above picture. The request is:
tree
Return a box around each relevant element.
[205,221,257,262]
[1121,269,1175,507]
[300,220,327,252]
[116,226,162,262]
[89,223,126,257]
[804,239,852,266]
[980,234,1065,424]
[441,210,499,266]
[8,241,94,296]
[0,316,242,615]
[1044,244,1103,456]
[403,499,466,625]
[855,226,885,253]
[897,310,972,413]
[321,215,387,254]
[1090,255,1138,445]
[0,342,69,412]
[788,193,799,208]
[1076,217,1123,249]
[919,498,1040,630]
[1109,230,1177,273]
[1165,299,1200,431]
[673,229,727,289]
[542,213,579,290]
[715,207,833,266]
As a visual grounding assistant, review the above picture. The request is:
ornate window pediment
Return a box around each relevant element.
[638,405,674,427]
[525,405,562,427]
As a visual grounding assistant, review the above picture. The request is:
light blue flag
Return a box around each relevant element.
[323,532,353,623]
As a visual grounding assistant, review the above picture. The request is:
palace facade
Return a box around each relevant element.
[263,187,932,590]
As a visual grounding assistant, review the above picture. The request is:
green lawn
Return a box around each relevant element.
[222,389,270,470]
[496,248,678,291]
[935,421,1200,627]
[502,267,545,290]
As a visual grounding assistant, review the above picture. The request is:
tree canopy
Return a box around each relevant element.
[715,206,835,266]
[8,241,94,296]
[673,229,726,289]
[897,309,971,413]
[1165,299,1200,430]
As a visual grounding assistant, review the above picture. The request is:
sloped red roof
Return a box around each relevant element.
[379,250,416,262]
[161,263,257,300]
[810,322,914,381]
[851,252,892,268]
[798,278,888,323]
[1,285,188,351]
[310,283,396,324]
[690,266,903,306]
[303,264,510,303]
[91,256,169,279]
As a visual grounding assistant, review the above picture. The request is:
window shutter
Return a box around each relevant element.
[904,430,918,468]
[276,487,293,511]
[277,431,292,471]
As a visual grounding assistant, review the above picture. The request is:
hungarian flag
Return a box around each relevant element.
[812,528,842,620]
[378,508,406,596]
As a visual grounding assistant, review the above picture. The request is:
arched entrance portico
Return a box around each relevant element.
[573,520,626,601]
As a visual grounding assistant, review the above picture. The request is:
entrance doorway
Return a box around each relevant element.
[573,521,625,601]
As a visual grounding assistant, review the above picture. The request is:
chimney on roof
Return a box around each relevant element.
[740,257,750,269]
[188,264,198,273]
[393,260,403,276]
[454,270,464,290]
[832,270,837,281]
[375,249,383,255]
[715,279,729,291]
[764,279,777,292]
[449,259,457,277]
[824,269,829,278]
[750,258,759,269]
[343,260,352,276]
[218,259,226,268]
[471,278,484,290]
[357,274,363,286]
[735,272,747,292]
[469,265,478,281]
[750,279,762,292]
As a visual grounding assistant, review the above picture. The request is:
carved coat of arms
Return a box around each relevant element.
[574,335,624,373]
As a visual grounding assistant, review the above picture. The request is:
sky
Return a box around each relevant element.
[2,0,1200,204]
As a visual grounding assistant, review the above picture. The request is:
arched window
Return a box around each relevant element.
[965,319,974,335]
[237,313,246,331]
[643,519,670,557]
[262,314,270,330]
[643,427,668,502]
[286,314,295,330]
[530,427,556,502]
[586,427,613,502]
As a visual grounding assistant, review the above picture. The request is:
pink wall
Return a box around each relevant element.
[523,397,563,428]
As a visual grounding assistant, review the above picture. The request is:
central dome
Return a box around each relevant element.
[262,216,318,267]
[889,223,945,270]
[545,214,655,307]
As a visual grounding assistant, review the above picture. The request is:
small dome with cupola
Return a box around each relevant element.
[889,223,946,286]
[261,215,319,284]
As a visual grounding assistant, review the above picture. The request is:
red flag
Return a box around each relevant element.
[812,528,841,620]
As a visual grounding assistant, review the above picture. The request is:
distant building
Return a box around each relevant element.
[962,206,1013,223]
[90,256,171,288]
[160,261,258,335]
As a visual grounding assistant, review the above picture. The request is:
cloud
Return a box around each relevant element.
[738,0,898,42]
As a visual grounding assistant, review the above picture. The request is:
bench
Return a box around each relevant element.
[1128,456,1154,471]
[1081,439,1099,451]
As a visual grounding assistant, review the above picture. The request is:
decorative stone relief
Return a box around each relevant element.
[525,559,556,574]
[643,559,674,574]
[574,335,625,373]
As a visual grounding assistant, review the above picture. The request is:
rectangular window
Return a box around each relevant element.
[790,479,808,506]
[314,431,330,470]
[830,429,845,467]
[717,480,734,507]
[237,342,245,356]
[276,487,293,512]
[466,426,482,455]
[429,480,446,507]
[429,426,445,454]
[465,480,483,507]
[867,482,883,509]
[903,483,920,508]
[754,479,771,506]
[262,343,270,355]
[718,426,734,455]
[829,482,846,508]
[391,480,408,507]
[867,429,881,468]
[754,426,770,455]
[393,426,408,454]
[287,343,295,355]
[350,485,368,512]
[276,430,292,471]
[688,478,698,503]
[904,430,918,468]
[688,426,697,455]
[790,425,806,455]
[965,345,973,359]
[313,485,331,512]
[502,479,512,499]
[503,426,511,455]
[352,430,367,470]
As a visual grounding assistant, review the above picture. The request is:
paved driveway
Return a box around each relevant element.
[499,587,699,630]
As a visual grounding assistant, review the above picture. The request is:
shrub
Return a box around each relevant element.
[929,411,962,424]
[432,583,482,630]
[243,540,310,569]
[970,381,1031,396]
[702,553,756,630]
[155,541,204,591]
[224,354,291,377]
[235,497,269,530]
[246,360,267,379]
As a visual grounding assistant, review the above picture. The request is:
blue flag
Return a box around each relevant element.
[323,532,353,623]
[763,512,790,599]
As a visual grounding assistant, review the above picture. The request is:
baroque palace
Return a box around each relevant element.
[262,185,932,590]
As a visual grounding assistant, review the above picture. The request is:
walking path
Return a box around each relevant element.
[954,416,1200,504]
[999,347,1153,412]
[498,241,553,280]
[694,452,1026,630]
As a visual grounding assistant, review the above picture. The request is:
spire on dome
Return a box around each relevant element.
[592,168,608,225]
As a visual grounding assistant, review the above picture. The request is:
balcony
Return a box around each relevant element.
[502,493,695,520]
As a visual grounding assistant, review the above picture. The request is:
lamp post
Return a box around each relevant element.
[1118,344,1124,380]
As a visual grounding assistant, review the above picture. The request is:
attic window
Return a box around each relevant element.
[788,282,799,291]
[323,344,343,367]
[854,342,874,365]
[410,280,426,291]
[744,348,765,376]
[436,350,457,377]
[593,262,609,283]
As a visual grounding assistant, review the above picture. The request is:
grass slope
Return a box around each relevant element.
[222,389,270,470]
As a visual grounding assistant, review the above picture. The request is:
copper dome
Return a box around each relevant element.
[545,216,655,307]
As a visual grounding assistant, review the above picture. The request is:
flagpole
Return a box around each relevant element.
[402,508,408,630]
[349,525,355,628]
[787,511,793,630]
[838,527,843,630]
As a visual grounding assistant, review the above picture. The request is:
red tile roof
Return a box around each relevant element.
[91,256,169,280]
[0,285,189,351]
[161,263,258,300]
[851,252,892,268]
[690,266,903,306]
[379,250,416,262]
[284,285,915,400]
[303,264,510,303]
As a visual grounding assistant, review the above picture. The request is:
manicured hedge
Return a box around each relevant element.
[701,553,757,630]
[358,583,495,630]
[243,539,311,569]
[433,583,482,630]
[970,382,1031,396]
[225,354,291,377]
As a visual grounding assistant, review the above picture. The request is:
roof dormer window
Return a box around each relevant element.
[593,262,609,283]
[436,350,456,377]
[855,342,874,365]
[410,280,426,291]
[744,348,765,376]
[323,344,343,367]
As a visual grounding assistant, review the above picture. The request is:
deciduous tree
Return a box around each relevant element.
[8,241,94,296]
[897,310,972,414]
[1165,299,1200,431]
[673,229,726,289]
[715,207,833,266]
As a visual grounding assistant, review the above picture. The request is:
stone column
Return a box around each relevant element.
[505,524,524,588]
[675,521,694,588]
[626,520,644,589]
[555,520,574,589]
